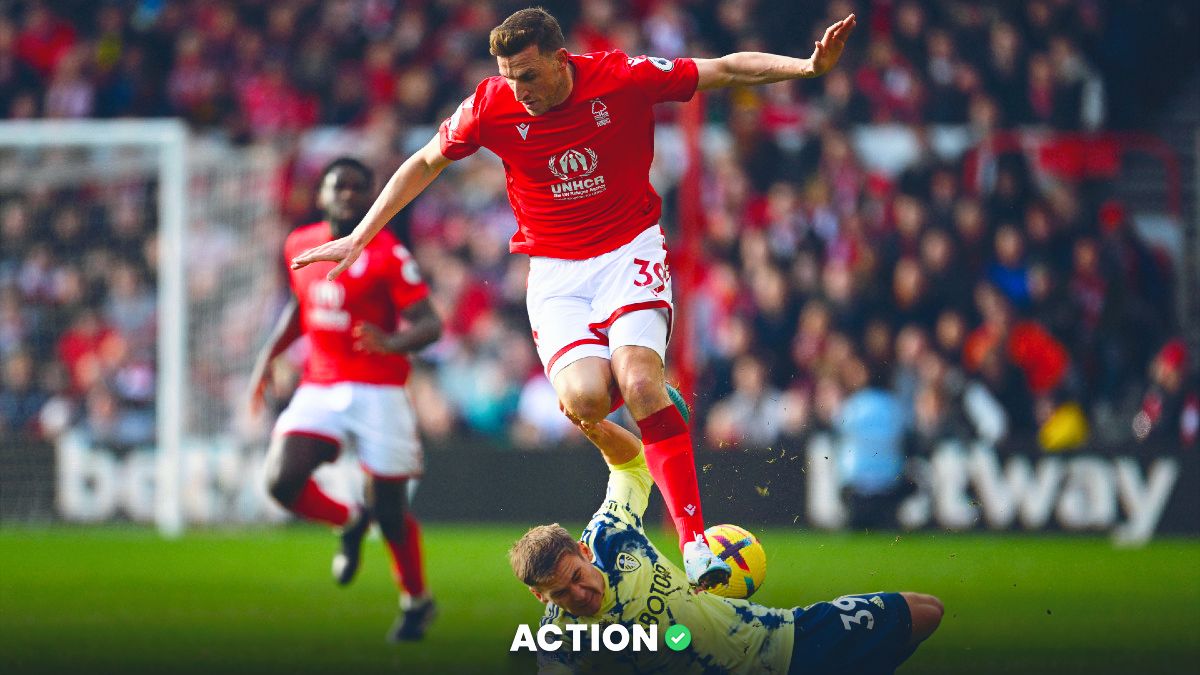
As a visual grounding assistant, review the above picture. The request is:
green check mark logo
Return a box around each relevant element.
[665,624,691,651]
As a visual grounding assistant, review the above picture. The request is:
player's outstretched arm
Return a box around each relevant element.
[694,13,856,90]
[352,298,443,355]
[246,296,301,415]
[291,134,454,280]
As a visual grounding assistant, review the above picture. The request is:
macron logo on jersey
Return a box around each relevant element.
[516,123,530,139]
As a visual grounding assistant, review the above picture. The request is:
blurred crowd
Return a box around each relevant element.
[1,0,1197,457]
[0,172,158,448]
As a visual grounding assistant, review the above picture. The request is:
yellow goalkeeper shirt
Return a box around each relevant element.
[537,453,795,674]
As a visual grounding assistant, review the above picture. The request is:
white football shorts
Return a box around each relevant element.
[527,224,674,382]
[272,382,422,479]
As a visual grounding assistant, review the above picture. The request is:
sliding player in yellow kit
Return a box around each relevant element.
[510,403,943,674]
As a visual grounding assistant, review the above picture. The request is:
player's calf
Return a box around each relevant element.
[374,505,406,542]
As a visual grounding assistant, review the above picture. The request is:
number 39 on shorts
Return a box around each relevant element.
[832,595,876,631]
[632,257,669,294]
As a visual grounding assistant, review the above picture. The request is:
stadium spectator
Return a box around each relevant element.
[1134,339,1200,449]
[908,382,971,456]
[0,351,47,435]
[15,3,76,80]
[512,372,576,448]
[836,357,909,529]
[0,16,39,117]
[705,353,788,449]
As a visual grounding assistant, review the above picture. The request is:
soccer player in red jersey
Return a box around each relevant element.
[248,157,442,641]
[292,8,856,587]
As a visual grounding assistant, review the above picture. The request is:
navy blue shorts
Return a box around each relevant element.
[788,592,914,675]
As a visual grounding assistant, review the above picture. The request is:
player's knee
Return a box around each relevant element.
[617,371,668,418]
[559,383,610,424]
[265,472,301,508]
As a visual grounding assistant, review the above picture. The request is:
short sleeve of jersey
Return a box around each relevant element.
[386,243,429,310]
[438,93,481,160]
[594,452,653,528]
[623,54,698,104]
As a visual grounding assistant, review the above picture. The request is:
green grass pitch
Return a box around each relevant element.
[1,524,1197,674]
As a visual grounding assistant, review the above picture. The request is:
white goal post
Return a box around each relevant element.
[0,120,187,536]
[0,120,285,536]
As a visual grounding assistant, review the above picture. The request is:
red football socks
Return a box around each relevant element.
[385,513,427,597]
[288,479,350,527]
[636,404,706,551]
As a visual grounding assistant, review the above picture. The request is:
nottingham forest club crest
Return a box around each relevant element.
[591,98,611,126]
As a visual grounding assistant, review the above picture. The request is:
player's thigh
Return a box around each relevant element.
[589,225,673,341]
[272,384,351,447]
[267,385,348,500]
[344,384,424,480]
[360,470,417,506]
[609,331,671,419]
[788,592,914,675]
[608,308,669,366]
[528,290,610,383]
[263,433,339,503]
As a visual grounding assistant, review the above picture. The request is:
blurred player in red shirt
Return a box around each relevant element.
[248,158,442,642]
[292,8,856,587]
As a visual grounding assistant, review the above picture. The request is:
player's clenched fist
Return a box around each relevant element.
[353,322,395,354]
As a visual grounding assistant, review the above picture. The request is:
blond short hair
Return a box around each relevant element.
[489,7,565,57]
[509,523,580,586]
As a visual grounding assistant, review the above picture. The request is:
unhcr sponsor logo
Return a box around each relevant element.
[550,175,606,200]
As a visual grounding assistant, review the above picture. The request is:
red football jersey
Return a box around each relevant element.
[439,51,698,259]
[284,222,429,386]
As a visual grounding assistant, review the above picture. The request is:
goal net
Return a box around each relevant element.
[0,120,288,534]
